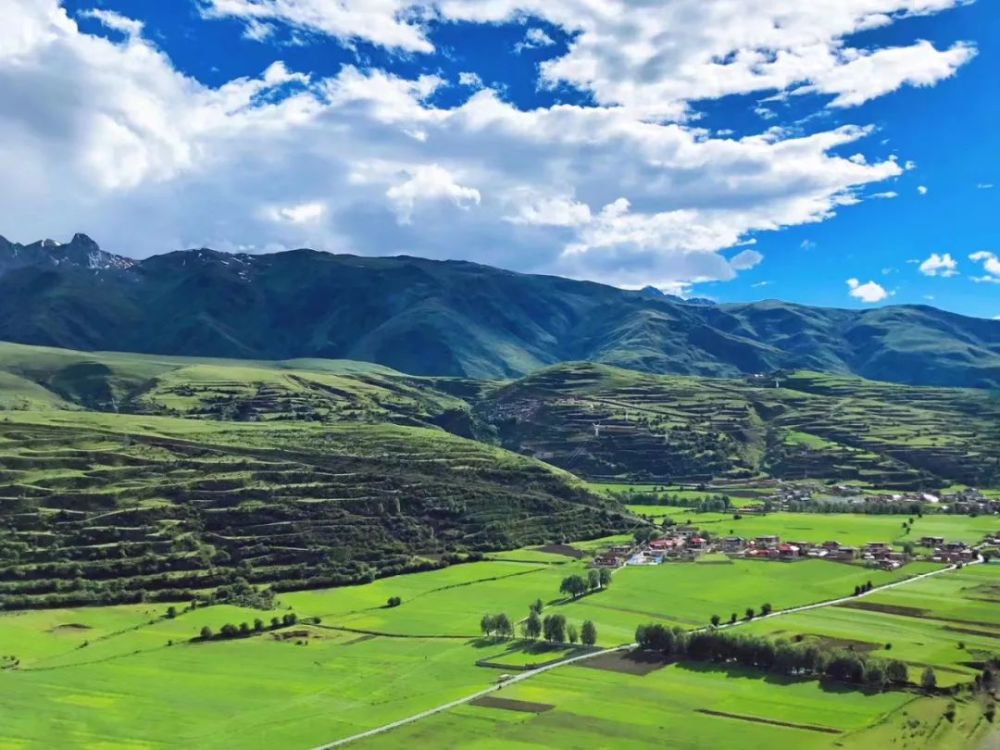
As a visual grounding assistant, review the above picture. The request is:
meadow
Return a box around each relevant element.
[0,545,969,749]
[743,562,1000,687]
[626,508,1000,549]
[351,656,916,750]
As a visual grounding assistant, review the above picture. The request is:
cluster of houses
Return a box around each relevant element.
[595,529,987,571]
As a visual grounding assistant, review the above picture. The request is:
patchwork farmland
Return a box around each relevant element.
[0,343,997,748]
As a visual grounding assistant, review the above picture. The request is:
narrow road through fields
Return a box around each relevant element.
[307,559,980,750]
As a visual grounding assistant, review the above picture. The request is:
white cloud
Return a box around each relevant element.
[385,164,481,224]
[514,27,555,53]
[917,184,928,195]
[266,201,326,224]
[918,252,958,277]
[847,277,890,303]
[800,240,817,251]
[508,194,592,227]
[78,8,144,38]
[871,190,898,199]
[969,251,1000,282]
[200,0,975,120]
[793,40,974,108]
[730,249,763,270]
[458,71,482,88]
[0,0,968,293]
[977,182,994,190]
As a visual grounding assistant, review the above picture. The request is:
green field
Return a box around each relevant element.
[743,563,1000,687]
[626,508,1000,549]
[352,657,916,750]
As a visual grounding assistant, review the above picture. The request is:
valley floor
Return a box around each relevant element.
[1,519,997,749]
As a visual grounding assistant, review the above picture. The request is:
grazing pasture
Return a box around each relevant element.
[627,508,1000,549]
[351,658,914,750]
[744,563,1000,686]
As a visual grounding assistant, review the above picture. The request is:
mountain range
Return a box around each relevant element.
[1,233,998,387]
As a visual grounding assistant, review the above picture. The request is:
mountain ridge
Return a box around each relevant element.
[1,234,997,387]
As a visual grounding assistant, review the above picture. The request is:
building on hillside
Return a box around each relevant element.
[920,536,945,547]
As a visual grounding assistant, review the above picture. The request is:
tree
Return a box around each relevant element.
[729,613,737,624]
[480,614,496,637]
[567,624,579,644]
[530,598,544,615]
[745,607,755,621]
[199,626,213,640]
[525,610,542,639]
[494,613,514,639]
[253,618,264,632]
[588,569,601,591]
[386,596,402,607]
[760,603,772,616]
[166,606,177,619]
[710,614,721,628]
[886,660,909,685]
[560,575,588,599]
[863,661,887,690]
[599,568,612,588]
[921,666,938,692]
[581,620,597,646]
[543,614,567,643]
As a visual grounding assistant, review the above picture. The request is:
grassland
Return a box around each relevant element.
[744,562,1000,687]
[625,509,1000,549]
[351,657,917,750]
[1,342,998,749]
[0,541,993,748]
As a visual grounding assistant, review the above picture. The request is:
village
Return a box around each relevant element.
[594,526,998,571]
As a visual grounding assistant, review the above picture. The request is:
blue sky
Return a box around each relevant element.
[1,1,997,318]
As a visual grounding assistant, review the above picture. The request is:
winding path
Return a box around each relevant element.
[308,559,978,750]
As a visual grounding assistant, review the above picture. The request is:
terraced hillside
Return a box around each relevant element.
[0,410,628,609]
[475,363,1000,488]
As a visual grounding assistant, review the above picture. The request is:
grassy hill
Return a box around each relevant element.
[1,235,998,386]
[472,363,1000,488]
[0,345,630,609]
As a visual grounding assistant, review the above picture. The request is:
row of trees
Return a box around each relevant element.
[559,569,612,599]
[709,602,773,627]
[635,624,915,691]
[197,612,301,641]
[481,608,598,647]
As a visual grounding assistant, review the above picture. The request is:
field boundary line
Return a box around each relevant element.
[307,559,978,749]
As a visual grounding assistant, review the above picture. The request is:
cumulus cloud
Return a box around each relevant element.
[265,201,326,224]
[0,0,974,292]
[847,277,890,303]
[514,27,555,54]
[917,184,928,195]
[384,164,481,224]
[78,8,144,38]
[918,252,958,277]
[200,0,975,120]
[969,251,1000,283]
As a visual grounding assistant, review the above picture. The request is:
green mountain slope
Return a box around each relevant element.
[1,235,997,386]
[472,362,1000,489]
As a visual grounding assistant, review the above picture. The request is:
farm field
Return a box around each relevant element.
[0,540,966,749]
[553,558,943,644]
[743,562,1000,687]
[351,656,916,750]
[626,508,1000,549]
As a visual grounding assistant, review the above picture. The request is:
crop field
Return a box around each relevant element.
[743,562,1000,687]
[627,508,1000,549]
[0,343,998,749]
[553,558,942,643]
[352,657,915,750]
